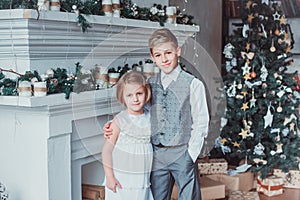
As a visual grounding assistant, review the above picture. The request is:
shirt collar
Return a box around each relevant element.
[161,65,181,82]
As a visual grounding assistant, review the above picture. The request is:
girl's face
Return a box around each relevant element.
[150,42,181,74]
[123,83,146,115]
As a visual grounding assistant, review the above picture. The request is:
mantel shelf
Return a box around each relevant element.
[0,9,200,75]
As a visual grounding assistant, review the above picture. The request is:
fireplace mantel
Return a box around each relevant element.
[0,9,199,76]
[0,9,199,200]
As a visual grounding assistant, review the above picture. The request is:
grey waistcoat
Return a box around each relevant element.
[148,71,194,146]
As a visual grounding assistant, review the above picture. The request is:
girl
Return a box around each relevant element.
[102,70,153,200]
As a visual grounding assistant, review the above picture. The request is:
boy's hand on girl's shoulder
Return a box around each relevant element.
[103,121,113,139]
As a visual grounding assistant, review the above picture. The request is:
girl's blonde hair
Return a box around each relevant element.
[116,71,151,106]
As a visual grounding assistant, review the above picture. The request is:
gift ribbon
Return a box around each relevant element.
[257,179,284,191]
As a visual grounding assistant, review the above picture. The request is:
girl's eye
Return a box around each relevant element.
[154,54,161,58]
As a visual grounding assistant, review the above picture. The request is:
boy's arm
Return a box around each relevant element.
[188,79,210,162]
[102,117,122,192]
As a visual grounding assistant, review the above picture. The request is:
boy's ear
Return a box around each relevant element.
[176,47,181,56]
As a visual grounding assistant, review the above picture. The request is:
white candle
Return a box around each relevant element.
[18,81,32,97]
[50,0,60,11]
[33,82,47,97]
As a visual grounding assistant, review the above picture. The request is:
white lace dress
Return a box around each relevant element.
[105,110,153,200]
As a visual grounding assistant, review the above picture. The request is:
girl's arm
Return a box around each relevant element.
[102,117,122,192]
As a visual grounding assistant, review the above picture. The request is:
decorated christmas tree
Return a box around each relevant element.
[214,0,300,179]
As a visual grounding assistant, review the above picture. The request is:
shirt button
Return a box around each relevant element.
[160,133,164,135]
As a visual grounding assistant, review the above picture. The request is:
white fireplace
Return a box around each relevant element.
[0,9,199,200]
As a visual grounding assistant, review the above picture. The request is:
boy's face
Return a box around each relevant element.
[150,42,181,74]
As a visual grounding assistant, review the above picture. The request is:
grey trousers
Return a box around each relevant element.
[150,145,201,200]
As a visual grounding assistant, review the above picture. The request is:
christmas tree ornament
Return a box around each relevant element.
[250,97,256,108]
[248,14,254,24]
[262,83,267,88]
[290,122,295,132]
[241,102,249,111]
[246,1,253,9]
[237,81,243,89]
[232,141,240,147]
[241,90,248,96]
[244,73,251,81]
[227,81,237,97]
[245,80,262,88]
[273,11,280,21]
[242,24,250,38]
[276,143,283,153]
[270,39,276,52]
[242,62,251,75]
[262,0,269,5]
[253,158,267,165]
[254,142,265,156]
[277,103,282,112]
[260,64,268,81]
[241,52,254,60]
[250,69,256,78]
[264,105,273,128]
[239,128,249,139]
[283,113,297,126]
[223,43,235,59]
[274,29,280,36]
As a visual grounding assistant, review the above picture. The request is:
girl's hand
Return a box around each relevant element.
[103,121,113,139]
[106,176,122,193]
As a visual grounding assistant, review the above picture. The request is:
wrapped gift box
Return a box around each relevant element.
[171,176,225,200]
[257,175,284,197]
[229,190,260,200]
[273,169,300,189]
[198,158,228,174]
[205,171,255,195]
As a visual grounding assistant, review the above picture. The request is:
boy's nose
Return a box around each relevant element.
[161,54,168,62]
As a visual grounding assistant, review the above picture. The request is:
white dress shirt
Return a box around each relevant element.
[161,65,210,162]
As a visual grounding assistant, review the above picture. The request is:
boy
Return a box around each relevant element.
[147,28,209,200]
[104,28,209,200]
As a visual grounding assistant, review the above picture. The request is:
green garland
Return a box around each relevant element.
[0,0,196,32]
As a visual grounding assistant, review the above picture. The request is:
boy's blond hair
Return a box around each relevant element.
[148,28,178,54]
[116,71,151,106]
